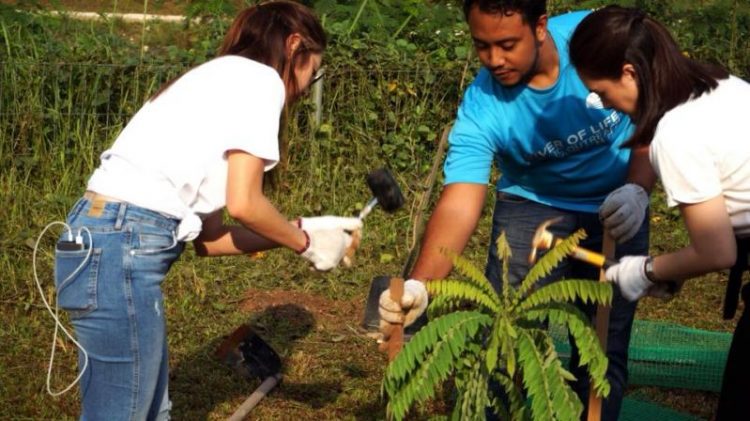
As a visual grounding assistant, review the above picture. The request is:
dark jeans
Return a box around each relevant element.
[716,282,750,420]
[484,192,648,421]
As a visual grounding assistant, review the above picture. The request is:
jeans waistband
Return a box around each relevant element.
[71,196,180,233]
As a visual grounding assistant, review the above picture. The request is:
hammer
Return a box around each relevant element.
[215,325,282,420]
[528,217,616,268]
[358,168,405,220]
[345,168,405,266]
[528,218,681,296]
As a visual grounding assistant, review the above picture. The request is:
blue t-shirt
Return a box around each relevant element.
[444,11,633,213]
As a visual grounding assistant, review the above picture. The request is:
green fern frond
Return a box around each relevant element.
[537,331,584,421]
[486,315,519,377]
[517,229,587,301]
[517,279,612,313]
[491,372,530,421]
[383,311,493,420]
[444,248,500,305]
[427,294,463,318]
[485,318,502,373]
[427,279,500,313]
[517,330,557,421]
[522,304,610,397]
[495,232,515,307]
[453,355,491,420]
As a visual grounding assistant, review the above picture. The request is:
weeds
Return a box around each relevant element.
[1,0,747,418]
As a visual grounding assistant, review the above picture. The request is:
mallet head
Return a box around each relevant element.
[359,168,404,219]
[528,217,563,265]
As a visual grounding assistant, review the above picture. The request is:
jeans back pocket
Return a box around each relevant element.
[55,248,101,318]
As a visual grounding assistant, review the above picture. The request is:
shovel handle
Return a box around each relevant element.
[228,373,282,421]
[379,277,405,361]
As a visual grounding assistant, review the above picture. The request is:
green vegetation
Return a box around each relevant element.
[1,0,747,419]
[385,231,611,420]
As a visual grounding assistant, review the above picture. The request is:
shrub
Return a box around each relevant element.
[383,230,612,420]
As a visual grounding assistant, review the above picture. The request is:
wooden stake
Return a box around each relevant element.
[587,232,615,421]
[379,277,405,361]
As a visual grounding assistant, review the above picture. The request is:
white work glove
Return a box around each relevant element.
[605,256,653,302]
[599,183,649,244]
[298,216,363,232]
[378,279,429,328]
[299,229,353,271]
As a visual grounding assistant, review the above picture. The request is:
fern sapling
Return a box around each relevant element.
[382,230,612,420]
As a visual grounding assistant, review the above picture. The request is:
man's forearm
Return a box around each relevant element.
[410,183,487,281]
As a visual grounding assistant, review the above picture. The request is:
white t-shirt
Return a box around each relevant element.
[650,76,750,237]
[87,56,286,240]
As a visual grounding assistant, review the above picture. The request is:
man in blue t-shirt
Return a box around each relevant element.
[379,1,656,419]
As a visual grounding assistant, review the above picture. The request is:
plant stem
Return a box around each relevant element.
[346,0,368,37]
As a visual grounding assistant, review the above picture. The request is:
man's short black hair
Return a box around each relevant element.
[463,0,547,26]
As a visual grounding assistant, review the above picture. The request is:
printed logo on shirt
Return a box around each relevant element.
[526,111,621,162]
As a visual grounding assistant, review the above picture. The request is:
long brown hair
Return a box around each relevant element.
[219,1,326,104]
[569,6,728,147]
[152,1,326,104]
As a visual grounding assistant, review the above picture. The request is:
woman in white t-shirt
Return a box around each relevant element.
[570,6,749,420]
[54,2,360,419]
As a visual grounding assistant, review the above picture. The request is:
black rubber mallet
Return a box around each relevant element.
[344,168,404,267]
[358,168,405,220]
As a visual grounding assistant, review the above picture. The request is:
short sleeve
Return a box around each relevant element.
[212,60,285,171]
[650,116,721,207]
[443,79,498,185]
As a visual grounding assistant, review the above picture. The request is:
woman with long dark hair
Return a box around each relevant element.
[570,6,749,419]
[54,2,359,419]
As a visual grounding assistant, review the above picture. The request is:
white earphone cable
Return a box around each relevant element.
[32,221,92,396]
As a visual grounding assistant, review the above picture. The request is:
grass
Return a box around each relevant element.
[2,1,748,419]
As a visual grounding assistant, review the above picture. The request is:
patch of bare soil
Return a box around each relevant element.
[238,287,366,327]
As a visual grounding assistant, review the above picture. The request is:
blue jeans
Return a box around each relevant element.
[55,198,184,420]
[485,192,648,421]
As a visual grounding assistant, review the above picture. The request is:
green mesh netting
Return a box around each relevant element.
[619,396,702,421]
[551,319,732,392]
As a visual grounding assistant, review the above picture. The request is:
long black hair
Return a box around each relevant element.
[569,5,728,147]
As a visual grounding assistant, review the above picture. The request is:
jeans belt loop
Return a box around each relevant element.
[114,202,128,231]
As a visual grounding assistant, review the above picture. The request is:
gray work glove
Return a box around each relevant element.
[378,279,429,328]
[299,229,353,271]
[605,256,653,301]
[599,183,649,244]
[298,216,363,232]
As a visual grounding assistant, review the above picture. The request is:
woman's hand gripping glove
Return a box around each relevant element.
[298,216,363,267]
[378,279,428,331]
[605,256,653,301]
[599,183,649,244]
[298,229,353,271]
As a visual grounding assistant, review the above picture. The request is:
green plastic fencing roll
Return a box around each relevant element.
[551,319,732,392]
[619,396,702,421]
